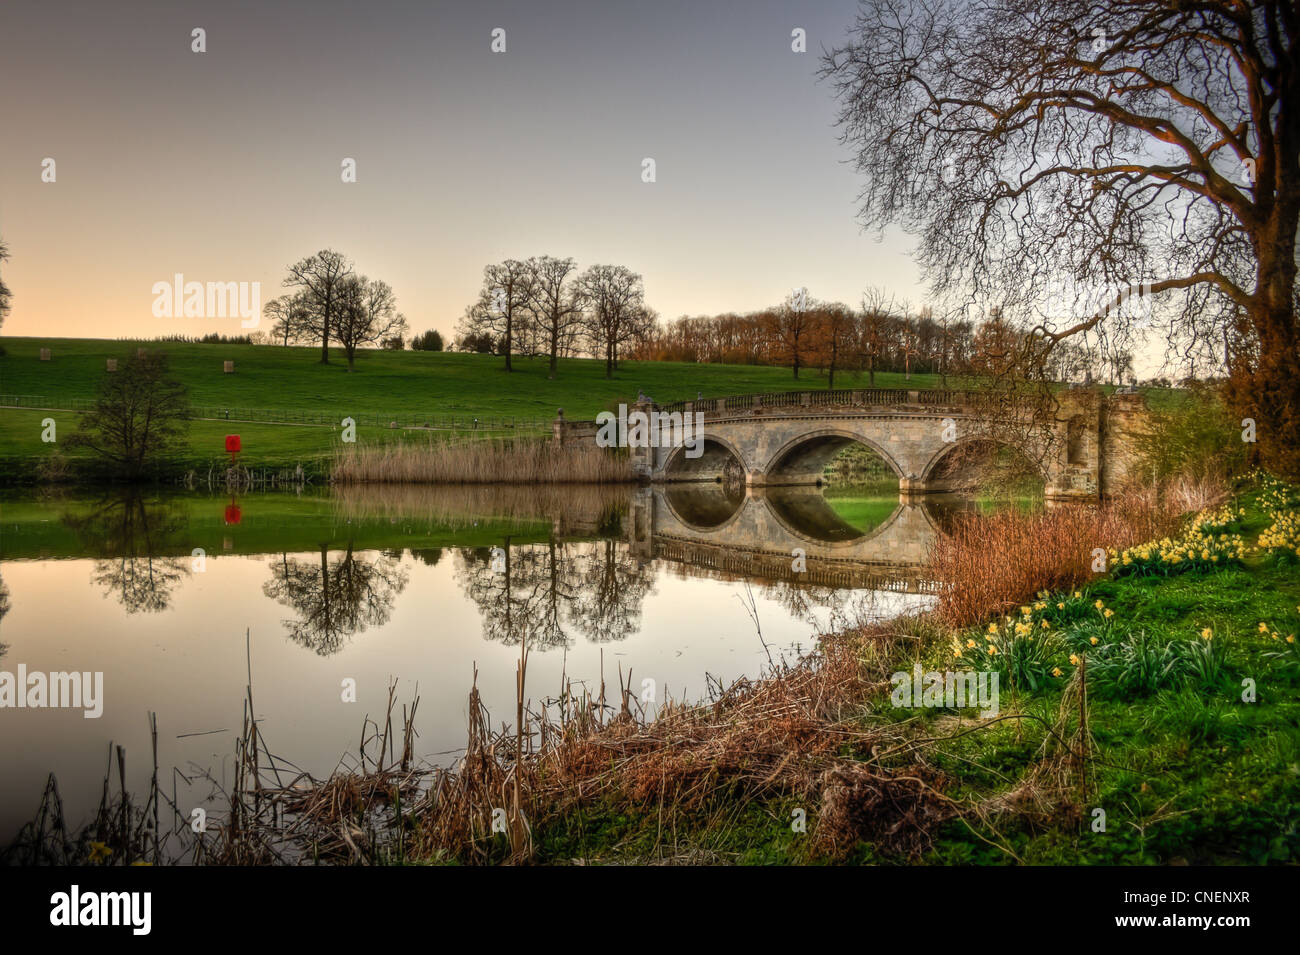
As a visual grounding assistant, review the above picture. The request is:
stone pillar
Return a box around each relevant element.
[552,408,566,446]
[1100,391,1151,497]
[1044,387,1102,501]
[631,395,655,481]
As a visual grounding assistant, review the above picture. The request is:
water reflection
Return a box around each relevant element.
[1,481,989,656]
[0,481,976,842]
[61,494,189,614]
[262,546,409,656]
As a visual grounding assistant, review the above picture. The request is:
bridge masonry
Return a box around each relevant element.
[554,387,1151,502]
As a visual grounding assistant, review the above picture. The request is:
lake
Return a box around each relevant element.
[0,481,991,846]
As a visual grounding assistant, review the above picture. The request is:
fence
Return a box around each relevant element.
[0,394,551,434]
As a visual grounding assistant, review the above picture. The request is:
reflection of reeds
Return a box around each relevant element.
[332,438,632,484]
[330,481,631,532]
[4,715,170,866]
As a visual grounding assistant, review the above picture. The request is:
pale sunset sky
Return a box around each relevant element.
[0,0,925,342]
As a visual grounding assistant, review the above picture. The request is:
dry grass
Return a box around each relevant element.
[331,438,632,484]
[927,491,1187,628]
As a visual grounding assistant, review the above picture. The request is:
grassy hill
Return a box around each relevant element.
[0,337,947,479]
[0,337,945,420]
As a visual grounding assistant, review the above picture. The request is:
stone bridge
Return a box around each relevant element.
[557,386,1150,502]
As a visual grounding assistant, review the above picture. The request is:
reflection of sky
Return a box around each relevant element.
[0,548,932,841]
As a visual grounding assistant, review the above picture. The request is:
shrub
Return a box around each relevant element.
[929,495,1177,627]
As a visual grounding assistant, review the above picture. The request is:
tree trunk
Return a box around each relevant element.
[320,305,330,364]
[1230,204,1300,478]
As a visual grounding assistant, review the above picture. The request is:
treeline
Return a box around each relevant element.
[629,293,1137,386]
[452,260,1136,385]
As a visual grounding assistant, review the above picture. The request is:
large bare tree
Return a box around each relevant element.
[284,249,353,364]
[576,264,645,378]
[823,0,1300,475]
[525,255,583,378]
[334,275,408,371]
[460,259,533,372]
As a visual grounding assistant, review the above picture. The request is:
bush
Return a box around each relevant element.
[410,329,444,352]
[1134,382,1247,485]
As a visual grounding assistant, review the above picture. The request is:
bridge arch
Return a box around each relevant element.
[762,428,904,486]
[661,434,749,482]
[918,434,1047,491]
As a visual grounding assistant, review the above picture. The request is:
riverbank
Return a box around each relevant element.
[322,473,1299,864]
[11,473,1289,866]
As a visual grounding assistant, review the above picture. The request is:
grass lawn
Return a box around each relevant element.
[0,336,946,420]
[0,489,557,558]
[0,336,948,476]
[0,336,1183,479]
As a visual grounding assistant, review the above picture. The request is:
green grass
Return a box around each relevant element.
[0,336,945,420]
[0,336,953,478]
[0,336,1185,480]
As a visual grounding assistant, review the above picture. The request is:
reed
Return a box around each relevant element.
[331,437,633,484]
[927,492,1182,628]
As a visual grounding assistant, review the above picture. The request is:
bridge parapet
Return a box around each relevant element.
[655,388,1024,417]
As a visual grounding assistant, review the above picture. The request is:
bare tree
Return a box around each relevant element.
[284,249,353,364]
[334,275,408,371]
[460,259,533,372]
[525,255,583,378]
[857,287,898,387]
[824,0,1300,475]
[810,302,859,389]
[66,351,190,481]
[262,292,312,346]
[576,264,645,378]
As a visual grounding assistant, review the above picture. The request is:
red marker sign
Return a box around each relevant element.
[225,434,241,454]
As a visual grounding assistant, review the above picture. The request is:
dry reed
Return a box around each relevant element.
[332,438,632,484]
[927,492,1184,628]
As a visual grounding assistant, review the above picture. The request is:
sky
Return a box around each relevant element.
[0,0,925,343]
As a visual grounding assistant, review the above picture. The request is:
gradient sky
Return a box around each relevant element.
[0,0,925,342]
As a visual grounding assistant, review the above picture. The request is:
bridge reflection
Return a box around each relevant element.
[628,485,953,595]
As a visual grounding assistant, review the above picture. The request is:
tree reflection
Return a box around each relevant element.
[262,544,409,655]
[456,537,651,648]
[61,493,187,614]
[571,538,652,644]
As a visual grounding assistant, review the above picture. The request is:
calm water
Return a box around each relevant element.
[0,482,984,843]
